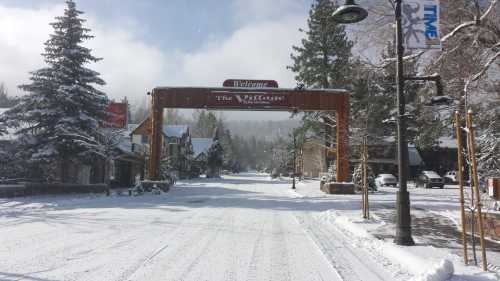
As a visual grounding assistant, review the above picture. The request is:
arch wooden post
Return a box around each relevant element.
[145,87,350,182]
[336,94,349,182]
[148,90,163,180]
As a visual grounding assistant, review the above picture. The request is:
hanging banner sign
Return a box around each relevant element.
[223,79,279,88]
[402,0,441,49]
[104,102,128,128]
[208,91,288,108]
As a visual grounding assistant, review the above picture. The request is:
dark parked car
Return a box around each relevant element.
[416,171,444,189]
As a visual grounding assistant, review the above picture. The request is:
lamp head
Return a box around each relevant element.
[332,0,368,24]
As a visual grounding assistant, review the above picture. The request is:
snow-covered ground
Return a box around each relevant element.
[0,173,498,281]
[294,179,500,281]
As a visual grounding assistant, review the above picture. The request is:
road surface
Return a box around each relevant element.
[0,173,400,281]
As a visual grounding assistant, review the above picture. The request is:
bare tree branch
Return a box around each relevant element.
[471,51,500,82]
[441,0,499,42]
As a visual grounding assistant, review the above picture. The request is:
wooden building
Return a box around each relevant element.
[131,118,193,179]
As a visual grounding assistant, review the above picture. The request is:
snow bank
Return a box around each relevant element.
[316,210,499,281]
[288,189,305,198]
[323,210,371,238]
[320,210,435,276]
[410,259,454,281]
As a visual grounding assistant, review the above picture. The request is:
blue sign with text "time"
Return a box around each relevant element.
[424,4,439,40]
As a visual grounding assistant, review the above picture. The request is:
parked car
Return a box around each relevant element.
[443,171,458,184]
[374,174,398,188]
[416,171,444,189]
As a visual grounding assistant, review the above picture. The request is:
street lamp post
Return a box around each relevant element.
[333,0,415,245]
[292,132,297,189]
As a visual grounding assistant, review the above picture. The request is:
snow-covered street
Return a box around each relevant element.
[0,173,498,281]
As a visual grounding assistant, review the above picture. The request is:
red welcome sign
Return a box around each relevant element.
[208,91,288,108]
[223,79,279,88]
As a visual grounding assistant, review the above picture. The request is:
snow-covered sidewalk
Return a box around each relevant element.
[0,173,498,281]
[292,178,499,281]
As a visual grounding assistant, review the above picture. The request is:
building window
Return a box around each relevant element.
[141,135,149,144]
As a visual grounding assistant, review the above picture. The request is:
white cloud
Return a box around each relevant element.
[231,0,308,23]
[0,5,61,94]
[174,16,304,88]
[0,3,305,119]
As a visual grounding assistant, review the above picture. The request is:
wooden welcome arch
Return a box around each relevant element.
[148,85,350,182]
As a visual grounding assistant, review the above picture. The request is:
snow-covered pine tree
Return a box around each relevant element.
[193,110,218,138]
[207,140,224,178]
[289,0,352,89]
[0,0,108,182]
[0,83,18,108]
[288,0,353,169]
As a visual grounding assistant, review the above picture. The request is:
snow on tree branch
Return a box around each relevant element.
[378,51,425,68]
[441,0,499,43]
[471,51,500,82]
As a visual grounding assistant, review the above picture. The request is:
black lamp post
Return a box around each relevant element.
[292,132,297,189]
[332,0,415,246]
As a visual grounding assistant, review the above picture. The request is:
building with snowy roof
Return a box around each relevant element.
[192,138,213,158]
[96,127,145,187]
[190,138,214,176]
[131,118,193,179]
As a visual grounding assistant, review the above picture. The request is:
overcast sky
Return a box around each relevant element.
[0,0,383,120]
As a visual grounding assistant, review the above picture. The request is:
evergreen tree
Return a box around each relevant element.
[164,109,189,125]
[289,0,352,89]
[350,41,424,142]
[0,1,108,182]
[207,140,224,178]
[130,98,150,123]
[0,83,17,108]
[288,0,353,167]
[192,110,218,138]
[220,129,239,172]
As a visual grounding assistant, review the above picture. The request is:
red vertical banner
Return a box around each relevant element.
[105,102,128,128]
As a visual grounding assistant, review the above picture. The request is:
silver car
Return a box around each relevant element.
[416,171,445,189]
[375,174,398,188]
[444,171,458,184]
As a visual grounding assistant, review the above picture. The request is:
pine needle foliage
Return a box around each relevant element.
[0,1,108,181]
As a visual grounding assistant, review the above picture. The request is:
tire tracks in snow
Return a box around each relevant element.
[115,209,213,281]
[294,212,401,281]
[176,211,232,280]
[245,213,266,281]
[269,212,292,281]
